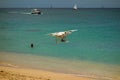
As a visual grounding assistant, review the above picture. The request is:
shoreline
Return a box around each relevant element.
[0,52,120,80]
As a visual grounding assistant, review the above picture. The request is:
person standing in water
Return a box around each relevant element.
[30,43,34,48]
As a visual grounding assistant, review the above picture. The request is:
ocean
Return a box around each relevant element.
[0,8,120,79]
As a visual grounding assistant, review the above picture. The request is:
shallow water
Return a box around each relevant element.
[0,8,120,64]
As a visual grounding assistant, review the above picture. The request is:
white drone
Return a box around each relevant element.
[49,29,77,44]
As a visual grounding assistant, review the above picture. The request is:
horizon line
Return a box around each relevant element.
[0,7,120,9]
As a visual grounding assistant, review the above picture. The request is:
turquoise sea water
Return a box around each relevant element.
[0,8,120,78]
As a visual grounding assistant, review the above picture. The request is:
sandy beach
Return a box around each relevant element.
[0,52,120,80]
[0,63,93,80]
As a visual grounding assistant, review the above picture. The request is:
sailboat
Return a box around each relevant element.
[73,4,77,10]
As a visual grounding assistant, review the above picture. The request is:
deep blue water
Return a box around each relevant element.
[0,8,120,65]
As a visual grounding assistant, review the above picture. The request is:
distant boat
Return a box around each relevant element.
[50,4,53,9]
[73,4,77,10]
[31,9,41,14]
